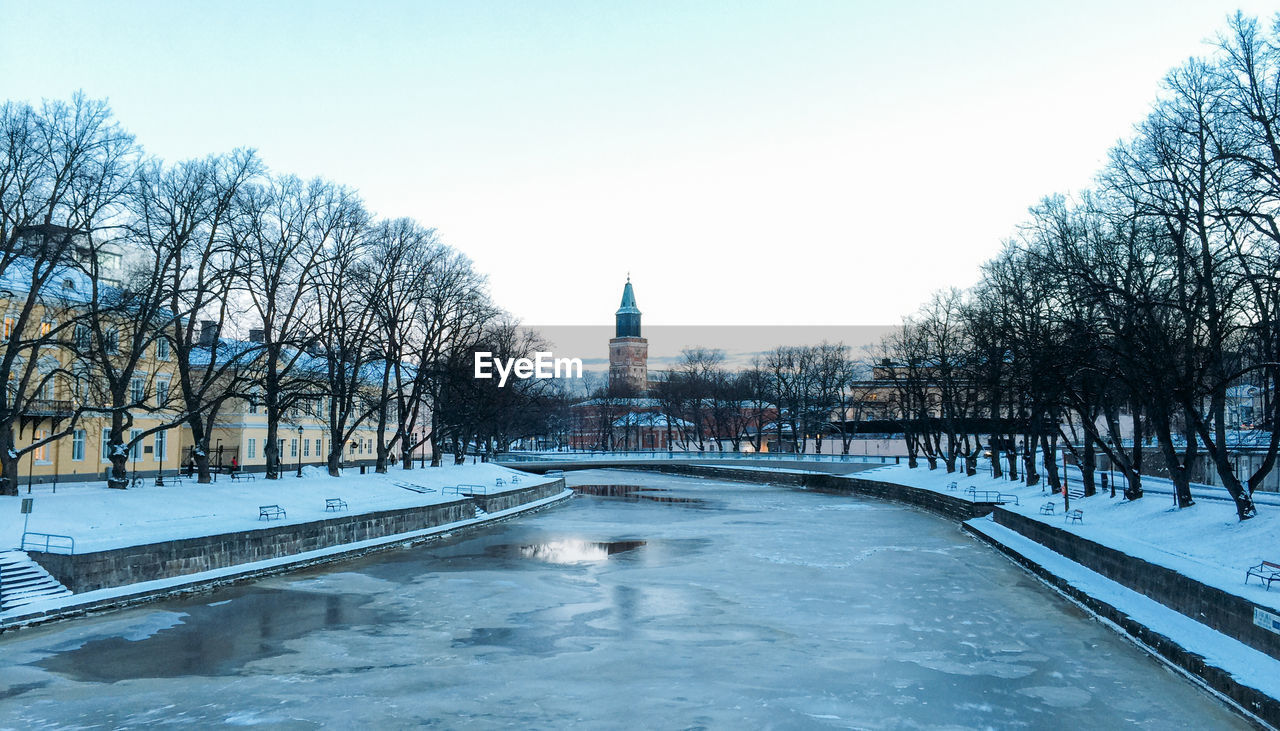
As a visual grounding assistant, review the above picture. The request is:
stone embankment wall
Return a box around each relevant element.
[578,463,995,522]
[989,507,1280,660]
[474,481,565,513]
[34,479,565,594]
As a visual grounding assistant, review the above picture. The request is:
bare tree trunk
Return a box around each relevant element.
[1082,435,1096,497]
[107,414,129,489]
[0,425,18,496]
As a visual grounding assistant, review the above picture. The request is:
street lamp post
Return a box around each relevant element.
[297,426,304,478]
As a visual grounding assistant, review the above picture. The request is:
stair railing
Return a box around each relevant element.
[20,532,75,555]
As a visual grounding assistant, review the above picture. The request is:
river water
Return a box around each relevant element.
[0,469,1248,728]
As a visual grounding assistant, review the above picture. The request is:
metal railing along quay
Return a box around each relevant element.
[20,532,75,555]
[498,451,904,465]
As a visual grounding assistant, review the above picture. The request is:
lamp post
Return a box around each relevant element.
[297,425,304,478]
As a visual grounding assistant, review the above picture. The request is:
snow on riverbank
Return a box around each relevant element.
[967,518,1280,713]
[0,462,551,553]
[854,462,1280,614]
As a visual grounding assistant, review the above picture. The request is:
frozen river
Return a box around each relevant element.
[0,469,1248,728]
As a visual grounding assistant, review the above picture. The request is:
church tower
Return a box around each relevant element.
[609,276,648,393]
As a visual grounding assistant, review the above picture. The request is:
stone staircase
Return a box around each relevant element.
[0,550,72,613]
[474,505,489,519]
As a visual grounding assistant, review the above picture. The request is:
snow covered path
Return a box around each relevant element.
[0,462,550,554]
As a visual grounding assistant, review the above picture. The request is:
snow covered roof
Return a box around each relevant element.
[0,257,101,306]
[613,412,691,429]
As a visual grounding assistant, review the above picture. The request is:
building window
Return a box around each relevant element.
[73,324,91,350]
[156,378,169,406]
[33,430,49,463]
[105,328,119,354]
[156,337,169,360]
[315,438,321,457]
[72,429,86,461]
[101,430,112,461]
[129,429,143,460]
[155,430,167,462]
[130,377,146,404]
[2,317,13,340]
[303,438,310,458]
[39,320,52,337]
[247,438,257,459]
[290,438,297,458]
[277,439,284,457]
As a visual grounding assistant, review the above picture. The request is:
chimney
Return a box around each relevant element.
[249,328,264,343]
[199,320,218,347]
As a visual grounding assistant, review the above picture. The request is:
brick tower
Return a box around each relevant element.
[609,276,648,393]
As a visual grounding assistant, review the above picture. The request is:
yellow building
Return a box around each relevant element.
[2,229,411,487]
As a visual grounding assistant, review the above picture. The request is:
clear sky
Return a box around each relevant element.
[3,1,1276,328]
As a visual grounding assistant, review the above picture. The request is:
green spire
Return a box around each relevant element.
[615,276,641,338]
[617,275,640,315]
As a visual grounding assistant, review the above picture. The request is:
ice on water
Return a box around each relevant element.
[0,468,1250,728]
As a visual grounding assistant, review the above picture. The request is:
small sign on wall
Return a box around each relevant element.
[1254,607,1280,635]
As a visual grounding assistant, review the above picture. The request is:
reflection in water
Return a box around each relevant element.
[36,588,391,682]
[489,539,646,564]
[572,484,703,504]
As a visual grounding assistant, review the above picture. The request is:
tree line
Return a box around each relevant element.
[882,14,1280,521]
[569,343,871,455]
[0,93,557,494]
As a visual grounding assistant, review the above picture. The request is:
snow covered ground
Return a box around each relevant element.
[853,462,1280,615]
[1,462,553,553]
[967,518,1280,714]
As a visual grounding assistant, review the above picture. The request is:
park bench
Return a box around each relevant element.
[231,471,255,482]
[259,504,286,520]
[946,481,958,491]
[510,475,520,484]
[1039,501,1055,515]
[325,498,348,512]
[1246,561,1280,590]
[1065,509,1083,524]
[495,477,506,487]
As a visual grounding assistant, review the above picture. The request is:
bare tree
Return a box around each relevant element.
[235,176,350,479]
[135,150,264,483]
[0,95,136,493]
